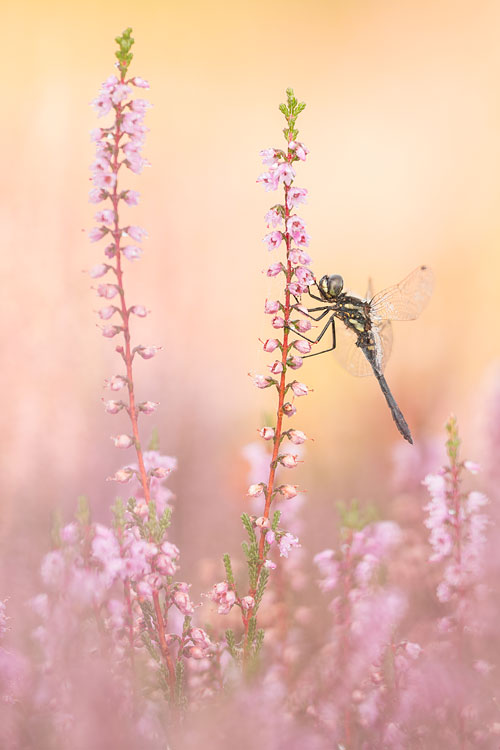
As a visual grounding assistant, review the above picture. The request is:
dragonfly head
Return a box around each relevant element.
[318,274,344,301]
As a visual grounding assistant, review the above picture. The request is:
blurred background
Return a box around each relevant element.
[2,0,500,593]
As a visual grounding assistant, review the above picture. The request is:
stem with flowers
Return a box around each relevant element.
[89,29,214,710]
[208,89,314,671]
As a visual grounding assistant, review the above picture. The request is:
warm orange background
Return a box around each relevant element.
[2,0,499,579]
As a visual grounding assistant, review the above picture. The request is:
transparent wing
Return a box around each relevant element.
[370,265,434,321]
[334,319,393,378]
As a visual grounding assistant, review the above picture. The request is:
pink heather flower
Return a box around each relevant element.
[280,454,300,469]
[272,316,285,329]
[263,338,279,353]
[94,208,115,224]
[92,93,113,117]
[103,399,124,414]
[89,263,109,278]
[105,374,128,390]
[209,582,237,615]
[294,318,312,334]
[129,305,148,317]
[279,484,298,499]
[97,283,119,299]
[405,642,422,659]
[111,83,131,104]
[287,356,303,369]
[265,530,275,545]
[89,226,108,242]
[190,627,212,649]
[89,187,107,203]
[464,460,480,474]
[98,306,116,320]
[107,467,134,483]
[240,596,255,611]
[251,373,274,389]
[265,208,283,228]
[274,162,295,186]
[288,429,307,444]
[466,491,488,513]
[422,472,447,499]
[111,434,134,449]
[125,225,148,242]
[61,522,79,544]
[264,299,280,314]
[278,533,301,558]
[282,402,296,417]
[257,171,280,191]
[173,590,195,616]
[295,266,314,286]
[122,245,143,261]
[101,325,121,338]
[247,483,265,498]
[40,550,66,589]
[290,381,309,397]
[266,262,284,277]
[255,516,271,529]
[260,148,280,165]
[130,98,151,113]
[259,426,275,440]
[135,345,162,359]
[263,231,283,252]
[104,243,116,258]
[287,186,308,207]
[286,215,306,237]
[293,339,312,354]
[264,560,277,570]
[150,466,171,479]
[123,189,140,205]
[138,400,159,414]
[131,76,150,88]
[92,171,117,189]
[289,141,309,160]
[269,360,283,375]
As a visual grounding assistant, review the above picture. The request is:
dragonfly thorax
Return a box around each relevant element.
[318,274,344,301]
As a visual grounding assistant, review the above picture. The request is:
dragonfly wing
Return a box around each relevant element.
[334,320,392,378]
[370,265,434,321]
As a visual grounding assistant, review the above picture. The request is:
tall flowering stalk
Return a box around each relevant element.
[422,415,491,747]
[208,90,314,669]
[87,28,212,710]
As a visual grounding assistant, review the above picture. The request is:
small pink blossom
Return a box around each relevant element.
[265,530,276,545]
[138,400,159,414]
[97,283,119,299]
[288,429,307,444]
[111,83,131,104]
[247,483,265,498]
[89,187,107,203]
[287,186,308,207]
[92,171,117,189]
[266,262,284,277]
[105,374,128,391]
[264,299,280,314]
[98,306,116,320]
[89,263,109,278]
[274,162,295,186]
[92,93,112,117]
[264,560,277,570]
[131,76,150,88]
[263,231,283,252]
[263,338,279,353]
[280,453,300,469]
[135,345,162,359]
[122,245,143,261]
[289,141,309,161]
[279,484,298,499]
[129,305,148,317]
[282,402,297,417]
[103,399,124,414]
[278,532,301,558]
[259,426,275,440]
[89,226,108,242]
[173,590,195,616]
[464,460,480,474]
[101,325,122,338]
[111,434,134,449]
[209,582,237,615]
[265,208,283,228]
[272,316,285,329]
[125,225,148,241]
[107,467,134,483]
[255,516,271,529]
[294,318,312,333]
[287,356,303,369]
[257,171,280,192]
[293,339,312,354]
[269,360,283,375]
[250,373,274,389]
[240,596,255,611]
[260,148,281,165]
[290,381,309,397]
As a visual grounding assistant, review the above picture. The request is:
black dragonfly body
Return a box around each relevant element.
[295,265,434,444]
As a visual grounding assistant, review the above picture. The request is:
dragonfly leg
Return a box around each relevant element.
[302,317,337,358]
[299,307,331,322]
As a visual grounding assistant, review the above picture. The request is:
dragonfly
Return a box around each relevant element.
[292,265,434,444]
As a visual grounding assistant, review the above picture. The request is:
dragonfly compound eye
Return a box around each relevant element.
[326,274,343,297]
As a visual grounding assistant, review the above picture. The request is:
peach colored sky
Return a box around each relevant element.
[2,0,500,554]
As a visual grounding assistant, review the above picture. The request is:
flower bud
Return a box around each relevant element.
[280,454,299,469]
[263,338,279,352]
[102,399,125,415]
[247,483,265,498]
[111,434,134,449]
[282,402,296,418]
[259,426,275,440]
[138,400,159,414]
[288,429,307,444]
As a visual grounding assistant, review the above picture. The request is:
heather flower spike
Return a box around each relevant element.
[216,89,313,671]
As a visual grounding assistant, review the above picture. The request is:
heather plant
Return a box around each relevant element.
[209,89,313,671]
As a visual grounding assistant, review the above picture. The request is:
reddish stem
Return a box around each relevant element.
[108,73,176,700]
